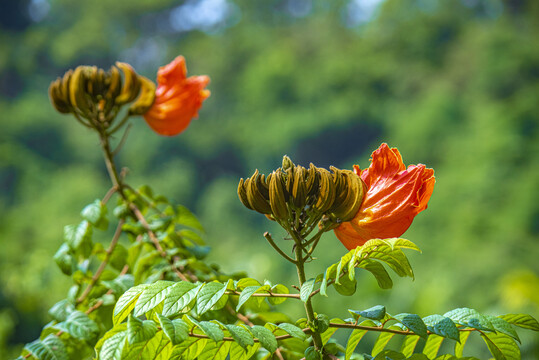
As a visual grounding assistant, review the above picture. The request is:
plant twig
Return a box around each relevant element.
[76,219,125,304]
[264,232,297,264]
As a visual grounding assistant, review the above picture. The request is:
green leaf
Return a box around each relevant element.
[198,340,232,360]
[113,284,149,325]
[229,343,259,360]
[196,282,227,315]
[236,285,261,311]
[48,299,74,322]
[267,284,289,305]
[23,334,67,360]
[55,310,99,341]
[481,332,520,360]
[371,248,414,278]
[134,280,174,317]
[345,328,368,360]
[162,282,200,317]
[334,272,357,296]
[408,354,430,360]
[188,317,224,342]
[316,314,330,333]
[320,318,343,345]
[64,220,93,256]
[444,308,494,331]
[454,331,471,357]
[305,346,322,360]
[235,278,261,290]
[394,313,428,339]
[300,278,316,302]
[157,314,189,345]
[81,199,108,230]
[121,330,173,359]
[423,315,460,342]
[320,268,330,297]
[349,305,386,320]
[372,349,407,360]
[384,238,421,252]
[400,335,420,357]
[127,315,157,344]
[109,243,128,271]
[102,274,134,296]
[422,335,444,358]
[358,259,393,289]
[372,331,395,357]
[176,205,205,232]
[498,313,539,331]
[486,315,520,342]
[53,244,75,275]
[226,324,255,348]
[98,327,127,360]
[251,325,278,353]
[170,338,208,360]
[278,323,306,340]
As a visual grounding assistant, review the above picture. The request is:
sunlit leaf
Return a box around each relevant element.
[422,335,444,358]
[98,327,128,360]
[54,310,99,341]
[113,284,149,325]
[454,331,471,357]
[81,199,108,230]
[345,328,368,360]
[157,314,189,345]
[278,323,306,340]
[226,324,254,348]
[300,278,316,302]
[127,315,157,344]
[198,340,232,360]
[358,259,393,289]
[196,281,227,315]
[188,317,224,342]
[23,334,67,360]
[349,305,386,320]
[371,331,395,357]
[134,280,175,316]
[162,282,200,317]
[251,325,278,353]
[394,313,428,339]
[236,285,262,311]
[267,283,289,305]
[423,314,459,341]
[498,313,539,331]
[444,308,494,331]
[400,335,420,357]
[481,332,520,360]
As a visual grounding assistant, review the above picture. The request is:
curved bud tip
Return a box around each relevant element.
[282,155,294,171]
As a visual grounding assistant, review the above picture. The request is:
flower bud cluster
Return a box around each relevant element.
[238,156,366,235]
[49,63,155,130]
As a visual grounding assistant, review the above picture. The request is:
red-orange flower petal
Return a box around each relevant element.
[334,143,435,250]
[143,56,210,136]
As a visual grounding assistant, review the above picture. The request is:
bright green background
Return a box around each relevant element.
[0,0,538,357]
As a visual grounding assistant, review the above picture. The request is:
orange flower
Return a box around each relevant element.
[334,143,435,250]
[143,56,210,136]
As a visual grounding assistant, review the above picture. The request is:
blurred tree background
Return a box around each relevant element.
[0,0,538,357]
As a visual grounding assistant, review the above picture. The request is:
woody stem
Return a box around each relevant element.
[292,230,323,351]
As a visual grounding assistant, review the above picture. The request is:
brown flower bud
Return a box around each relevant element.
[269,170,289,221]
[246,169,272,214]
[129,76,156,115]
[291,165,307,209]
[115,62,142,105]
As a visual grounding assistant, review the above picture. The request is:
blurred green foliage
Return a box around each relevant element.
[0,0,538,357]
